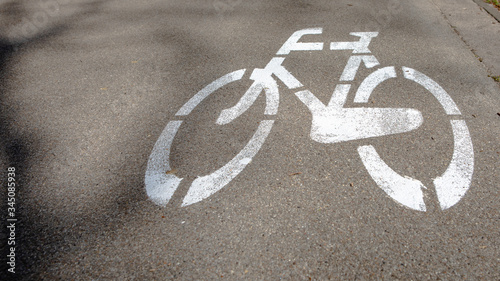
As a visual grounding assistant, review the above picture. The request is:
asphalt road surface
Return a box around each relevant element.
[1,0,499,280]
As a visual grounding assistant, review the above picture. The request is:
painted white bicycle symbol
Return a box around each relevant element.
[146,28,474,212]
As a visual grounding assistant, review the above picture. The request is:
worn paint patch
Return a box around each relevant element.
[434,120,474,210]
[145,121,183,206]
[358,145,427,211]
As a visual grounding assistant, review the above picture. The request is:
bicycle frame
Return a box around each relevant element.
[218,29,424,143]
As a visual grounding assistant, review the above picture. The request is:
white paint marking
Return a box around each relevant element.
[261,57,303,89]
[182,120,275,206]
[176,69,246,116]
[276,28,324,55]
[358,145,427,212]
[327,84,351,107]
[354,66,396,103]
[330,32,379,53]
[434,120,474,210]
[217,58,302,125]
[402,67,461,115]
[145,121,183,206]
[296,88,423,143]
[340,55,380,81]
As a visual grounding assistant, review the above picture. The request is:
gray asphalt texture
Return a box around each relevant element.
[0,0,499,280]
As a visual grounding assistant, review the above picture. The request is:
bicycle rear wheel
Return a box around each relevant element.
[145,69,275,207]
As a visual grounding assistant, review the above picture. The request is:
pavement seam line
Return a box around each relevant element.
[430,0,500,84]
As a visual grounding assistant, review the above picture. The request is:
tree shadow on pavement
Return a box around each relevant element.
[0,0,233,279]
[0,1,112,279]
